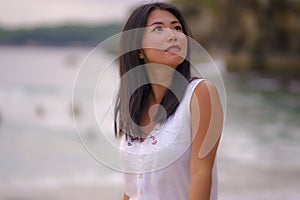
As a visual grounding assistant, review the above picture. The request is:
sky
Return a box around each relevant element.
[0,0,168,28]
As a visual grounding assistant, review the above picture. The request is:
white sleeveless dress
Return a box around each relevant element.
[119,79,218,200]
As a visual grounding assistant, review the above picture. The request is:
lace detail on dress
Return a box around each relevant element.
[120,107,182,155]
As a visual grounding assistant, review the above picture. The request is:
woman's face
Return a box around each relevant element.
[141,9,188,68]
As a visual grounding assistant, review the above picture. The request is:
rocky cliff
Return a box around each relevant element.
[174,0,300,79]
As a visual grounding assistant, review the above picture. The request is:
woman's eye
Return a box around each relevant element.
[174,26,182,31]
[152,26,163,32]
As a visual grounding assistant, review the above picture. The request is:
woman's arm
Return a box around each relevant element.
[123,193,130,200]
[189,80,223,200]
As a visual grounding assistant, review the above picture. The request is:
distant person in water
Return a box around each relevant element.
[114,2,224,200]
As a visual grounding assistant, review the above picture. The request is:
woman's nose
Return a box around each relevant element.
[167,29,177,42]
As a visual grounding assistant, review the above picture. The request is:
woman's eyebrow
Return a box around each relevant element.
[149,20,180,26]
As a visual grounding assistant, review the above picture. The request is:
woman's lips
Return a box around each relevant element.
[165,45,181,53]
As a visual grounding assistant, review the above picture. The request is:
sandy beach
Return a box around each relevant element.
[0,184,124,200]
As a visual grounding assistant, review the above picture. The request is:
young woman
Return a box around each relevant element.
[114,2,223,200]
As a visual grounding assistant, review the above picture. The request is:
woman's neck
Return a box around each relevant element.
[146,63,174,104]
[150,84,167,104]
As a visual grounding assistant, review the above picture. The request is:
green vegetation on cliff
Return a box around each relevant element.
[0,23,122,46]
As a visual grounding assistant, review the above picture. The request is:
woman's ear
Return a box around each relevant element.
[139,50,144,59]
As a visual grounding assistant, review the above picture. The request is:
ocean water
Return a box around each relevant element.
[0,46,123,198]
[0,46,299,199]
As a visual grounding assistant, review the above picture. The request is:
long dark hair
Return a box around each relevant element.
[114,2,193,139]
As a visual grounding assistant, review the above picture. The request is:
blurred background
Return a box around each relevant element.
[0,0,299,199]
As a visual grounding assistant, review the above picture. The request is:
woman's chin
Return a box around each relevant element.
[163,59,185,69]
